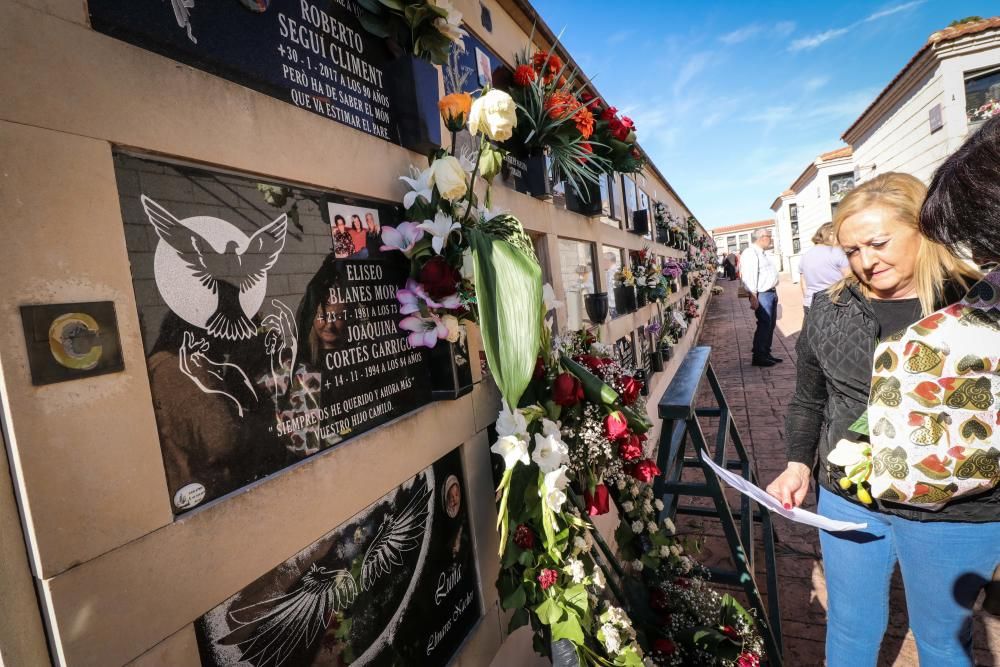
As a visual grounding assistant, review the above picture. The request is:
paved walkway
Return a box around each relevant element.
[678,275,999,666]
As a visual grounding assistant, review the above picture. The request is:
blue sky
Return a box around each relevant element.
[531,0,996,230]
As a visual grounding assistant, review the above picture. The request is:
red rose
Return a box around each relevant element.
[580,91,595,103]
[673,577,690,588]
[513,64,537,87]
[618,434,643,462]
[604,411,629,441]
[552,372,584,406]
[621,115,635,131]
[577,142,593,164]
[649,588,670,612]
[654,639,676,656]
[419,256,460,300]
[620,376,641,406]
[722,625,740,642]
[576,354,602,373]
[601,106,618,121]
[533,355,546,380]
[611,117,630,141]
[737,653,761,667]
[629,458,661,483]
[514,523,536,550]
[538,568,558,590]
[584,483,610,516]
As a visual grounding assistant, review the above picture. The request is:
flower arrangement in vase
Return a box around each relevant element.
[613,266,638,314]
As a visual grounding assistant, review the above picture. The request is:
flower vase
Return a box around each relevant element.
[681,273,689,288]
[636,288,648,309]
[650,347,664,372]
[525,153,552,200]
[565,179,603,216]
[386,54,442,155]
[584,292,609,324]
[429,327,473,400]
[623,285,637,313]
[630,209,649,235]
[660,343,673,362]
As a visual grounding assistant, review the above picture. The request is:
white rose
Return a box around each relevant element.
[631,520,643,533]
[592,567,606,589]
[631,559,644,572]
[622,501,634,513]
[442,314,461,343]
[469,89,517,142]
[647,521,658,534]
[670,545,682,557]
[567,558,586,583]
[655,499,665,512]
[659,545,671,557]
[617,478,627,491]
[601,624,622,655]
[430,155,468,202]
[663,517,675,534]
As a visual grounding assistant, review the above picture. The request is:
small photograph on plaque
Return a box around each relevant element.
[114,153,432,514]
[196,447,482,666]
[20,302,125,385]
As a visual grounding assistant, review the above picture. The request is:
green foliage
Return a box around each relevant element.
[849,410,869,437]
[354,0,457,65]
[948,16,983,27]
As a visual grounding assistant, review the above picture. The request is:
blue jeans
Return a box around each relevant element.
[818,487,1000,667]
[752,290,778,358]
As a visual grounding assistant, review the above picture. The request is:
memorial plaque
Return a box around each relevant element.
[196,447,481,666]
[614,334,635,370]
[89,0,397,143]
[115,153,431,514]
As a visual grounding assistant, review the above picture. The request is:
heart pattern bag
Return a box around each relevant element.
[866,270,1000,509]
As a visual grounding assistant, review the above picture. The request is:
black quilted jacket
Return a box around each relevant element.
[786,282,1000,522]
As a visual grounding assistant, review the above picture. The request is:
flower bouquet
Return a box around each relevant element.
[613,266,638,314]
[585,95,645,174]
[683,296,700,322]
[506,44,610,199]
[354,0,466,65]
[632,248,664,306]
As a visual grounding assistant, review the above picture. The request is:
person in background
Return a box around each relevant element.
[725,251,739,280]
[739,228,781,366]
[765,172,980,667]
[799,222,851,316]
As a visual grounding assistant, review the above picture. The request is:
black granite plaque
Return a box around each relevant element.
[89,0,396,142]
[196,447,481,666]
[115,153,431,514]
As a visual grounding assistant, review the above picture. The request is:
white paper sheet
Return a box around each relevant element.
[700,451,868,532]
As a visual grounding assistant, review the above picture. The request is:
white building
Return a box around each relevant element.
[843,16,1000,185]
[771,147,854,280]
[712,219,778,263]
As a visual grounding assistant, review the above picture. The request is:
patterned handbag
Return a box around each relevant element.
[866,270,1000,509]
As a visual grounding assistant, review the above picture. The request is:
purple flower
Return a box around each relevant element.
[397,278,461,315]
[380,222,424,258]
[399,313,448,348]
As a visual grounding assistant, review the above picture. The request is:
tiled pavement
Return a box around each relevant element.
[674,276,999,667]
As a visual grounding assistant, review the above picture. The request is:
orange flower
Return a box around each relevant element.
[573,105,595,139]
[513,64,537,87]
[438,92,472,131]
[532,51,564,76]
[544,91,578,121]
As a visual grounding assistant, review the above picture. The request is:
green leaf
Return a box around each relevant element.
[621,405,652,433]
[551,615,585,644]
[849,410,869,436]
[561,584,588,617]
[560,354,619,405]
[508,608,529,633]
[534,597,566,626]
[470,229,543,408]
[377,0,404,10]
[502,584,527,610]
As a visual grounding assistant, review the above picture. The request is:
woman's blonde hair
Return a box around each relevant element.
[811,222,836,246]
[830,172,980,315]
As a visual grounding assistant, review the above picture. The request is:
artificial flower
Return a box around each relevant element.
[460,247,475,281]
[620,376,641,405]
[399,313,447,348]
[649,589,670,612]
[438,92,472,131]
[542,283,564,313]
[584,483,610,516]
[566,558,586,583]
[513,64,536,86]
[496,401,528,440]
[418,211,461,254]
[574,106,595,139]
[662,516,674,532]
[419,255,461,299]
[468,89,517,142]
[399,166,433,209]
[827,438,871,469]
[544,90,577,121]
[537,568,558,590]
[380,221,425,258]
[541,418,562,439]
[621,501,634,512]
[722,625,740,641]
[631,559,644,572]
[604,411,629,441]
[532,51,563,76]
[532,432,569,473]
[429,0,467,44]
[631,520,643,533]
[647,521,658,533]
[592,567,606,589]
[396,278,460,315]
[654,639,676,656]
[600,624,622,655]
[629,459,661,483]
[544,465,570,492]
[429,156,468,202]
[491,433,530,470]
[737,652,761,667]
[618,434,643,462]
[552,372,584,407]
[441,314,461,343]
[544,486,568,513]
[513,523,536,549]
[573,535,588,552]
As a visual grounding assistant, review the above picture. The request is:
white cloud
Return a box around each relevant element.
[865,1,924,22]
[720,24,762,45]
[789,27,849,52]
[774,21,796,37]
[803,76,830,92]
[673,52,714,97]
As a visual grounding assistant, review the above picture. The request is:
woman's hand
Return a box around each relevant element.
[765,462,812,509]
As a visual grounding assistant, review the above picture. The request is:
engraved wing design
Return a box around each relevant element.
[361,481,433,591]
[219,564,357,667]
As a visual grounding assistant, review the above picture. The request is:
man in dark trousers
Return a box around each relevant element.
[739,229,780,367]
[724,252,738,280]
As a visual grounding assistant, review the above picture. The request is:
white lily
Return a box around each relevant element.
[478,204,509,222]
[827,438,871,469]
[544,487,567,513]
[532,432,569,473]
[399,166,433,210]
[540,417,563,439]
[490,434,529,471]
[418,211,461,255]
[543,465,570,492]
[496,401,528,440]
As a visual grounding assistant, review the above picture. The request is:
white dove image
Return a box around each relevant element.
[141,195,287,341]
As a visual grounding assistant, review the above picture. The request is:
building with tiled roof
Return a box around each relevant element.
[843,16,1000,185]
[712,220,776,260]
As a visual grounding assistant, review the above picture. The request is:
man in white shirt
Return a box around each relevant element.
[739,228,781,367]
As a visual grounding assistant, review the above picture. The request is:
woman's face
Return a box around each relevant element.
[365,213,378,231]
[838,206,921,299]
[351,215,362,230]
[335,217,346,230]
[313,302,346,349]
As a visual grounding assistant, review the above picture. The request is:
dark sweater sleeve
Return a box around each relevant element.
[785,315,827,465]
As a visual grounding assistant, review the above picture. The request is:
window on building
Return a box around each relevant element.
[599,173,612,218]
[558,239,596,330]
[789,203,798,223]
[727,235,737,253]
[791,221,799,237]
[965,66,1000,125]
[792,238,801,254]
[623,175,638,225]
[601,245,625,318]
[829,172,855,217]
[610,174,625,222]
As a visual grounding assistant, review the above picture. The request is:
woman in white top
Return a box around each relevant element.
[799,222,850,314]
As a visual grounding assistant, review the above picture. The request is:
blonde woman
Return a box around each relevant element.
[765,173,980,667]
[798,222,850,315]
